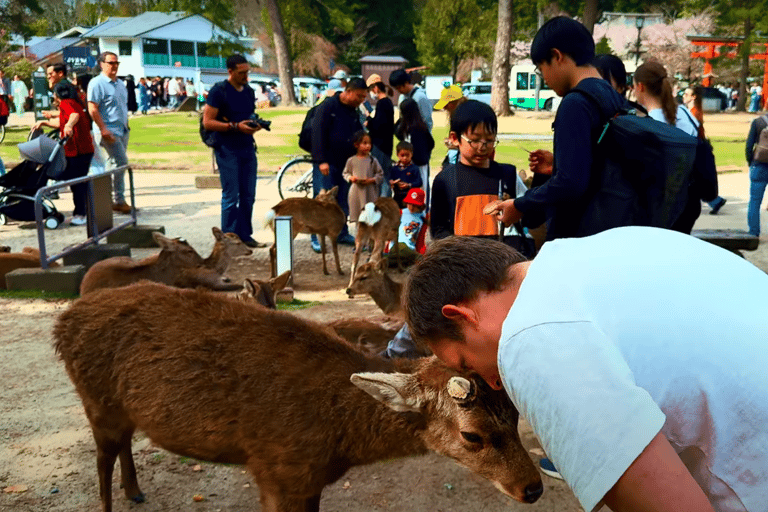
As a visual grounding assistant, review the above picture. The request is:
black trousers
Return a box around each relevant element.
[59,153,94,216]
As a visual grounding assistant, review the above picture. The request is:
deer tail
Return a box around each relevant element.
[358,202,381,226]
[263,209,276,230]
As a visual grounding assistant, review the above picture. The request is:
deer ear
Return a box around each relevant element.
[212,226,224,240]
[270,270,291,292]
[153,232,173,249]
[243,278,257,296]
[351,372,423,413]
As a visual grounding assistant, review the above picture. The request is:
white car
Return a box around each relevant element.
[461,82,492,105]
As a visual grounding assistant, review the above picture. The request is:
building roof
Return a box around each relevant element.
[27,37,82,62]
[80,12,187,38]
[359,55,408,64]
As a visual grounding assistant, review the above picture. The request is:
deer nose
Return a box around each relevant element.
[222,277,231,283]
[345,288,353,296]
[523,482,543,503]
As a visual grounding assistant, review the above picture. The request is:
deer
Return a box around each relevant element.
[79,232,241,295]
[236,270,292,309]
[53,281,543,512]
[1,247,60,289]
[346,260,404,316]
[325,318,407,356]
[348,197,401,290]
[264,186,346,277]
[204,226,253,274]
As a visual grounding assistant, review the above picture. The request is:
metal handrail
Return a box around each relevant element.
[33,165,136,269]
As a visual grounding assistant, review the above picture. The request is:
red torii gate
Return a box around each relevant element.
[688,35,768,109]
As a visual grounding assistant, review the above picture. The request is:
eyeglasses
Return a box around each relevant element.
[461,135,499,149]
[104,61,120,66]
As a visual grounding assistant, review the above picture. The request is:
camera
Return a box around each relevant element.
[246,113,272,131]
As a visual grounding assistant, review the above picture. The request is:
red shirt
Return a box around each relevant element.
[59,98,94,157]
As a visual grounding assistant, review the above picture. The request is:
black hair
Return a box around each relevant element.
[75,72,91,92]
[371,81,394,96]
[593,54,627,93]
[97,51,117,63]
[53,81,77,100]
[352,130,370,145]
[345,77,367,91]
[396,98,429,139]
[449,99,497,137]
[47,62,67,74]
[530,16,595,66]
[389,69,411,87]
[226,54,248,70]
[396,141,414,154]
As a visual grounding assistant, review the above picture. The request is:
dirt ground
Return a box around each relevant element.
[2,110,767,511]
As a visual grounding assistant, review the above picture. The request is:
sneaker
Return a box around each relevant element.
[70,215,87,226]
[539,458,563,480]
[337,233,356,246]
[310,237,322,253]
[112,202,132,214]
[709,197,726,215]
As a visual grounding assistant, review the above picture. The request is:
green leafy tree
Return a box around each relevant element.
[415,0,497,80]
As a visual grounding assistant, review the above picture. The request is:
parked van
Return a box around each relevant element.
[461,82,493,105]
[508,64,557,111]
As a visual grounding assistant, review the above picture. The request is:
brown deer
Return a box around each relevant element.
[346,260,403,316]
[53,282,543,512]
[204,226,253,274]
[236,270,292,309]
[79,232,241,295]
[0,247,60,289]
[264,186,346,276]
[348,197,401,290]
[326,318,408,356]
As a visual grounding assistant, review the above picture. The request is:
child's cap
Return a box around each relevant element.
[333,69,348,80]
[366,73,382,87]
[404,188,426,207]
[434,85,463,110]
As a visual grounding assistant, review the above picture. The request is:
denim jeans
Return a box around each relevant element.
[371,145,392,198]
[748,162,768,236]
[215,144,257,242]
[94,129,130,204]
[381,324,423,359]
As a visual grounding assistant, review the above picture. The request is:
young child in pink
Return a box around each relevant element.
[343,130,383,222]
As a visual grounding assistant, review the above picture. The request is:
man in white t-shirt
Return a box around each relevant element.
[404,228,768,512]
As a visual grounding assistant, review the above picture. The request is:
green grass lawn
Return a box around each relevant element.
[0,110,748,175]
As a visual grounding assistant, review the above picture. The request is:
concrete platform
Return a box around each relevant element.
[62,243,132,270]
[5,265,85,295]
[106,225,166,248]
[276,287,295,303]
[195,175,221,189]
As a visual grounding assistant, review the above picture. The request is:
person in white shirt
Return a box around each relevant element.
[404,229,768,512]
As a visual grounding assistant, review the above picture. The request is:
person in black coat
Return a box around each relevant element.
[366,74,395,197]
[396,98,435,207]
[125,75,138,114]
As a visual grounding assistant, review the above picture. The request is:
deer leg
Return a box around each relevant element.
[331,238,343,275]
[348,237,363,289]
[269,244,277,278]
[92,431,122,512]
[259,489,321,512]
[117,431,145,503]
[319,235,329,276]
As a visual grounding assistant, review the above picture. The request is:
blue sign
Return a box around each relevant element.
[63,46,96,70]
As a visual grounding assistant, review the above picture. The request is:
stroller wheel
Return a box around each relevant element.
[44,216,60,230]
[0,212,6,225]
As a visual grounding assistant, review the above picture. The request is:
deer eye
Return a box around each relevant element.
[460,432,483,444]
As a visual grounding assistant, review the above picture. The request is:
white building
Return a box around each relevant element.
[80,11,262,84]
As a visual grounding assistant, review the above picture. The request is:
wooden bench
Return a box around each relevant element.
[691,229,759,258]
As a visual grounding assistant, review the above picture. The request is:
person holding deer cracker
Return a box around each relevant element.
[405,230,768,512]
[343,130,383,222]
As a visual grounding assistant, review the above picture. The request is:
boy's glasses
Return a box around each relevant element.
[461,135,499,149]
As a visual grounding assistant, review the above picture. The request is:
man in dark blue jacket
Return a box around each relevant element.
[311,77,367,247]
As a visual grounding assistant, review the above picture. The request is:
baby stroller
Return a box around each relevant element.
[0,130,67,229]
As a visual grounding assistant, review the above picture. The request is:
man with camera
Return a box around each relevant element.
[203,54,267,248]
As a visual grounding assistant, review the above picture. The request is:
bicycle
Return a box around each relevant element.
[277,155,314,200]
[0,123,5,144]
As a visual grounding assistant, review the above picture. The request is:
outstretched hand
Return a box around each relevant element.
[529,149,554,175]
[484,199,522,227]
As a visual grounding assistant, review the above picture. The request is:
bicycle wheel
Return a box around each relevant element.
[277,157,314,200]
[0,124,5,144]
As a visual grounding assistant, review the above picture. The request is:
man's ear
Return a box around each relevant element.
[448,131,460,145]
[442,304,477,327]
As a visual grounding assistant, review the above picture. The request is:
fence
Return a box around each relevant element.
[33,165,136,269]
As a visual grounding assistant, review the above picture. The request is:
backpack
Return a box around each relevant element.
[298,102,320,153]
[568,88,699,235]
[753,115,768,163]
[199,111,218,148]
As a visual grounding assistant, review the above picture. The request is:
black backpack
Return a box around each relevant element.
[298,102,319,153]
[199,111,217,148]
[568,88,699,235]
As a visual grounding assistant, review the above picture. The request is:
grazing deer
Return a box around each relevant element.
[346,261,403,316]
[236,270,292,309]
[54,282,543,512]
[0,247,60,289]
[79,232,241,295]
[204,226,253,274]
[264,187,346,277]
[348,197,401,290]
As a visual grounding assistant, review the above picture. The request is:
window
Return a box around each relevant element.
[516,73,529,91]
[118,40,132,56]
[142,38,169,66]
[170,40,196,67]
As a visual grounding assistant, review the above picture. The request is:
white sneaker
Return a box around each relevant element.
[70,215,87,226]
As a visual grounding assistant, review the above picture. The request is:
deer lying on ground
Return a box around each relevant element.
[348,197,401,290]
[264,186,346,276]
[346,260,404,316]
[1,247,60,289]
[79,232,241,295]
[325,318,405,356]
[54,281,543,512]
[204,226,253,274]
[236,270,292,309]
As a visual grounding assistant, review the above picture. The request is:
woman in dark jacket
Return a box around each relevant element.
[366,77,395,197]
[396,98,435,207]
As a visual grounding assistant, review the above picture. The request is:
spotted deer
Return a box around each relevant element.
[54,282,543,512]
[348,197,401,290]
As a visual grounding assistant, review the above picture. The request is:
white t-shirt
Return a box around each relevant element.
[498,227,768,512]
[648,104,699,137]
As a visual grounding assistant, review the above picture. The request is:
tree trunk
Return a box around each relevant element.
[491,0,513,116]
[582,0,598,35]
[264,0,296,105]
[736,17,752,112]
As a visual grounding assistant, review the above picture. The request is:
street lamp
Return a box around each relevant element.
[634,15,645,66]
